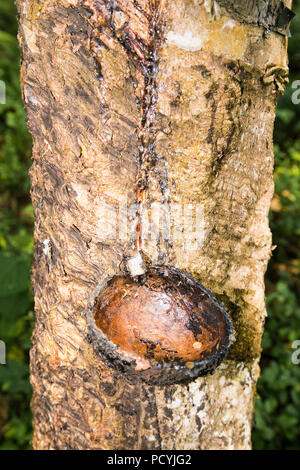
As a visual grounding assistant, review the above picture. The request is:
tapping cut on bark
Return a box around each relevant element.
[88,265,233,385]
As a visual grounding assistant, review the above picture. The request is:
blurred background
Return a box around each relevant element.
[0,0,299,450]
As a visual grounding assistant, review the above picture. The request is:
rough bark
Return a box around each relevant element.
[17,0,290,449]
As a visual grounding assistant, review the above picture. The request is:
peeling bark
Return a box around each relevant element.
[215,0,294,35]
[17,0,290,449]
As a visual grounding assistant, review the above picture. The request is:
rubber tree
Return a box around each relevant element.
[17,0,293,449]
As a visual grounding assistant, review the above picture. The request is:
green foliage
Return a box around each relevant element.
[0,0,33,450]
[253,278,300,449]
[252,0,300,450]
[0,0,299,451]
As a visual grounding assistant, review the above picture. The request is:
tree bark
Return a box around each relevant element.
[17,0,291,450]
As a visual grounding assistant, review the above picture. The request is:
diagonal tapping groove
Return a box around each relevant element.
[86,0,167,257]
[135,0,166,255]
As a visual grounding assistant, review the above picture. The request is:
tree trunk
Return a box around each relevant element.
[17,0,291,450]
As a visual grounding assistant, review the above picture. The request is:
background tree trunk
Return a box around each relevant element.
[17,0,291,450]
